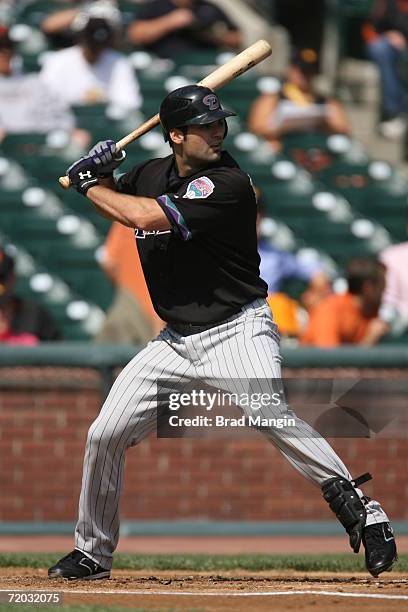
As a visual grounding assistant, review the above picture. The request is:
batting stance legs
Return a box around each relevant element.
[49,300,396,579]
[74,333,195,570]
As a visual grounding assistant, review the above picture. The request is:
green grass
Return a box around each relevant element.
[0,552,407,572]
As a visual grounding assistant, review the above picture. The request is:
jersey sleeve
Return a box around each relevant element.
[156,170,252,241]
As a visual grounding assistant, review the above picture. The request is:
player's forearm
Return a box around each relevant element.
[86,185,168,230]
[98,176,117,190]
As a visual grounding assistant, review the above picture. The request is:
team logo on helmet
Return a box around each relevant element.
[202,94,219,111]
[184,176,215,199]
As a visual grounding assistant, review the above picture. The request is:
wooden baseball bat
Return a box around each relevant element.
[58,39,272,189]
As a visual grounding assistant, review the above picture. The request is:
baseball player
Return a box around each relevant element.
[48,85,397,580]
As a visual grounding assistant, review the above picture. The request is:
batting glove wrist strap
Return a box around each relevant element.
[88,140,126,176]
[322,474,372,553]
[77,175,99,195]
[66,156,99,196]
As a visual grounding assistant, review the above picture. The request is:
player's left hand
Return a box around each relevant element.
[88,140,126,177]
[66,156,99,195]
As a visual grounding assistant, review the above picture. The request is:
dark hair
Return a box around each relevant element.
[168,125,188,149]
[346,257,385,295]
[291,47,319,75]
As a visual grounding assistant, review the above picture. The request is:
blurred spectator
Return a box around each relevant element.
[96,223,163,344]
[257,205,330,300]
[0,247,61,344]
[257,205,330,338]
[127,0,242,59]
[266,292,303,338]
[301,257,389,347]
[364,0,408,139]
[259,238,330,299]
[41,0,88,49]
[40,3,142,110]
[379,226,408,329]
[248,48,350,152]
[0,24,81,140]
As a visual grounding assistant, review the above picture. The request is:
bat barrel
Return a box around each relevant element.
[199,39,272,91]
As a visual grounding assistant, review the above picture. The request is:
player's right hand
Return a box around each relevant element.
[88,140,126,177]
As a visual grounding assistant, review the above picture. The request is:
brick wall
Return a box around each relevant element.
[0,367,406,522]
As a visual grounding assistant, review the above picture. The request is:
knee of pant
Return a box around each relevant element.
[86,421,118,448]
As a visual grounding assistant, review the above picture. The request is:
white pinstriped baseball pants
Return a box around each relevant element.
[75,299,388,569]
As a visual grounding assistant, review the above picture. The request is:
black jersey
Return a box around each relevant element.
[116,151,267,325]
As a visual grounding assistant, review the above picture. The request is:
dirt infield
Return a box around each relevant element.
[1,568,408,611]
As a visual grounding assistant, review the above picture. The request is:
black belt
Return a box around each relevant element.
[168,302,260,336]
[169,321,220,336]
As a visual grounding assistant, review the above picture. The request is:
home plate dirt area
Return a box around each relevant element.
[1,568,408,611]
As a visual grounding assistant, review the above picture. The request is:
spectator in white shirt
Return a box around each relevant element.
[0,23,86,144]
[40,4,142,111]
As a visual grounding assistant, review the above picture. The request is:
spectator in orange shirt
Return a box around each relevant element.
[96,222,163,344]
[301,258,389,347]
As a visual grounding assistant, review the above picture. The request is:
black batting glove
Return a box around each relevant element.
[88,139,126,177]
[66,156,99,195]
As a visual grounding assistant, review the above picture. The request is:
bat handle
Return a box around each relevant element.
[59,175,71,189]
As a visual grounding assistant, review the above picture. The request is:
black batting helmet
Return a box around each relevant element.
[159,85,236,142]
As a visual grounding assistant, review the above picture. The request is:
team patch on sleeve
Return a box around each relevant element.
[183,176,215,199]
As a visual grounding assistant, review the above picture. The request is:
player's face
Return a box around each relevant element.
[183,120,226,163]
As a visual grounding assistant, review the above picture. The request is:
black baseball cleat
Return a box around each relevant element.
[362,522,398,577]
[48,550,110,580]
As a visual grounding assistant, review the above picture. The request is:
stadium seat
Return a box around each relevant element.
[54,265,114,311]
[172,49,219,68]
[1,133,47,162]
[0,232,104,340]
[59,190,112,235]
